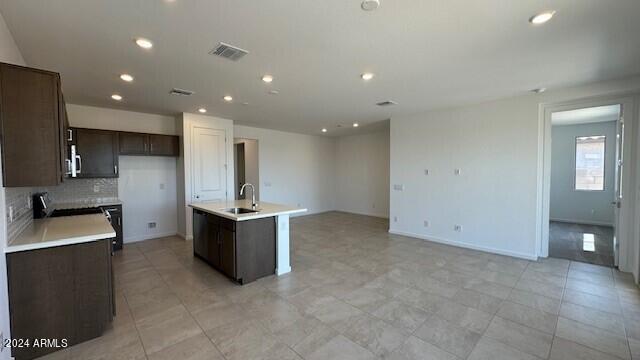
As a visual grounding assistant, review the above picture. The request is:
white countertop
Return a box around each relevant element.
[189,200,307,221]
[6,214,116,253]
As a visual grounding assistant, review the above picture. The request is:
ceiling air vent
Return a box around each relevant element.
[209,42,249,61]
[169,88,195,96]
[376,100,398,107]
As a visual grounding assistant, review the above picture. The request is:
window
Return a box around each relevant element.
[575,135,605,191]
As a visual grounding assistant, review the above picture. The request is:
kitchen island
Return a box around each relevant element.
[189,200,306,284]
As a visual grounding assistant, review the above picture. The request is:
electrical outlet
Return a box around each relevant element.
[393,184,404,191]
[393,216,398,222]
[26,194,32,209]
[148,222,157,229]
[424,220,429,227]
[8,206,14,223]
[93,184,100,193]
[264,181,272,187]
[454,224,462,232]
[424,169,429,175]
[159,183,165,190]
[372,203,376,209]
[454,168,461,175]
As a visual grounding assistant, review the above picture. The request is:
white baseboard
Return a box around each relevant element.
[388,229,538,261]
[334,209,389,219]
[124,231,179,244]
[550,218,614,227]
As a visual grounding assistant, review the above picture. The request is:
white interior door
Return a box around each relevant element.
[613,109,624,266]
[192,126,227,202]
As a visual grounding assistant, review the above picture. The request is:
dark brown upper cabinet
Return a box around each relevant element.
[71,128,119,178]
[0,63,68,187]
[119,132,148,155]
[118,132,179,157]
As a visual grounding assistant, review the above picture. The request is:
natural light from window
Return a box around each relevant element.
[582,233,595,252]
[575,135,605,191]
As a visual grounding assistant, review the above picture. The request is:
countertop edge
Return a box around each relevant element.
[5,231,116,253]
[189,204,307,221]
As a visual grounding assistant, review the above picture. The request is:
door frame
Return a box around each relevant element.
[536,93,636,270]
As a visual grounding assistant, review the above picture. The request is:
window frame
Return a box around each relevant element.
[574,134,606,192]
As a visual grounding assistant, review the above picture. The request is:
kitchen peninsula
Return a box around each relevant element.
[189,200,306,284]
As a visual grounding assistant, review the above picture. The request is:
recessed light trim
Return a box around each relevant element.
[321,128,328,133]
[532,87,547,93]
[529,11,556,25]
[268,90,279,95]
[353,123,359,127]
[223,95,233,102]
[120,74,134,82]
[135,38,153,49]
[111,94,123,101]
[361,73,374,81]
[198,108,207,113]
[262,75,274,83]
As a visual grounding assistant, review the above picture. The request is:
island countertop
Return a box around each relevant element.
[189,200,307,221]
[6,214,116,253]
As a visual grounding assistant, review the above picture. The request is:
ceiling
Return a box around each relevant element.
[552,104,620,126]
[1,0,639,136]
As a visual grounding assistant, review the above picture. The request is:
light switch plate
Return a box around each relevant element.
[454,224,462,232]
[454,169,461,175]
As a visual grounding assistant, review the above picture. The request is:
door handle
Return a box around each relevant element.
[67,129,73,141]
[75,154,82,174]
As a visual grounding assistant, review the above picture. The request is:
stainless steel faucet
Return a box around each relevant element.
[240,183,257,209]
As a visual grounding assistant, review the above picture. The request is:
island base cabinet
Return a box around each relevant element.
[192,209,276,284]
[6,239,114,360]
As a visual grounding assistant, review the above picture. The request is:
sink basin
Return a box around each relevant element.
[223,207,259,214]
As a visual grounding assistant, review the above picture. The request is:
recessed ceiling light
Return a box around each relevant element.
[322,128,328,133]
[223,95,233,102]
[262,75,274,83]
[361,73,374,81]
[361,0,380,11]
[242,102,249,106]
[135,38,153,49]
[353,123,359,127]
[111,94,123,101]
[268,90,279,95]
[532,87,547,93]
[198,108,207,113]
[120,74,134,82]
[529,11,556,25]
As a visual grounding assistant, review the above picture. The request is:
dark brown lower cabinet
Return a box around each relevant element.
[7,239,114,360]
[192,209,275,284]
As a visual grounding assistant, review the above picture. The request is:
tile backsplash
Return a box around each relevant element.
[5,178,118,243]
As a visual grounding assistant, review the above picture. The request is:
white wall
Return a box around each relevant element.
[233,125,336,216]
[177,113,234,240]
[67,104,179,242]
[0,10,25,359]
[550,121,617,226]
[390,76,640,262]
[335,127,390,218]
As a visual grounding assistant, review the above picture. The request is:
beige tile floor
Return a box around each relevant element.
[39,211,640,359]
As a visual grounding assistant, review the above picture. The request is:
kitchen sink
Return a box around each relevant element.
[223,207,259,214]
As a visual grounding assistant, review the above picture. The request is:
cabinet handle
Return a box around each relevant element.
[76,154,82,174]
[150,142,154,152]
[67,129,73,141]
[114,165,118,174]
[118,217,121,226]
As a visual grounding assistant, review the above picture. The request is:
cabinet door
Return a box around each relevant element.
[207,215,221,268]
[0,63,61,186]
[119,132,149,155]
[58,81,70,181]
[193,210,209,260]
[149,134,179,156]
[75,128,119,178]
[220,227,236,279]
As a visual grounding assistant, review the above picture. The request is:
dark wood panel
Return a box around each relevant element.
[149,134,179,156]
[101,205,123,251]
[0,63,61,186]
[206,214,221,268]
[235,217,276,284]
[74,128,119,178]
[220,227,236,280]
[119,132,148,155]
[7,246,75,359]
[193,210,210,260]
[72,240,112,343]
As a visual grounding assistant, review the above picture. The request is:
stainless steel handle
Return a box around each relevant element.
[114,165,118,174]
[75,154,82,174]
[118,217,121,226]
[67,129,73,141]
[65,159,72,174]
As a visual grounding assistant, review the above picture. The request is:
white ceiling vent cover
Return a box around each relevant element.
[376,100,398,106]
[169,88,195,96]
[209,42,249,61]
